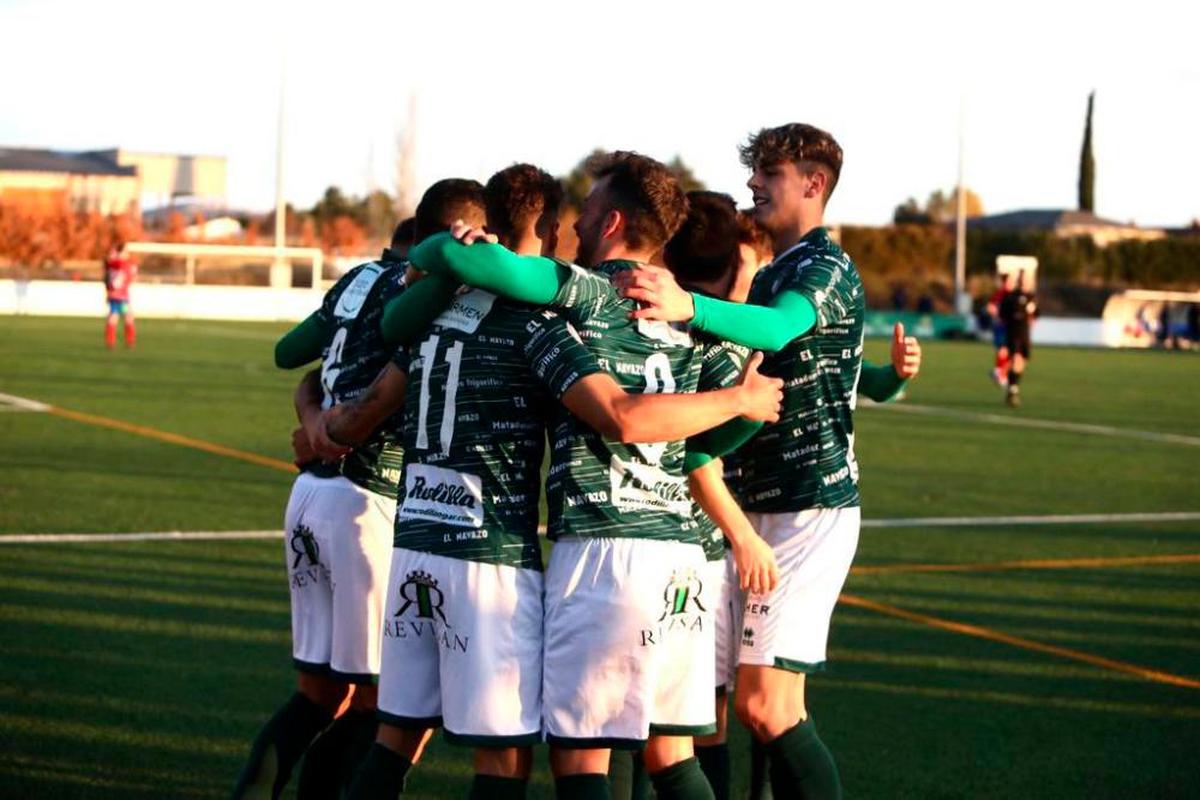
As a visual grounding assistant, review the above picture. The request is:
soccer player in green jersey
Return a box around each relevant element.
[648,193,919,800]
[320,164,782,800]
[405,152,786,800]
[615,124,869,800]
[230,181,487,800]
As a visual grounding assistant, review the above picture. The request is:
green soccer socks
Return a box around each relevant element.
[695,743,731,800]
[346,742,414,799]
[297,707,378,799]
[763,717,841,800]
[648,757,715,800]
[231,692,332,800]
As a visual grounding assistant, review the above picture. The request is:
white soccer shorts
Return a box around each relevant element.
[711,550,741,691]
[739,507,860,673]
[376,548,544,746]
[542,537,716,748]
[283,472,395,683]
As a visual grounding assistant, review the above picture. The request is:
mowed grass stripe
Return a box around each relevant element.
[821,675,1200,720]
[0,710,246,757]
[840,593,1200,690]
[867,402,1200,447]
[854,552,1200,575]
[2,573,287,615]
[0,603,289,645]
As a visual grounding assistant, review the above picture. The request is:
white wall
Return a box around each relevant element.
[1031,317,1106,347]
[0,280,321,322]
[0,279,1116,345]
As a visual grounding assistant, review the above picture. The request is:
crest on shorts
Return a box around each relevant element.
[290,524,320,569]
[658,568,706,621]
[395,570,450,625]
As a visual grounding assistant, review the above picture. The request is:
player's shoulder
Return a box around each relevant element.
[323,260,392,319]
[704,336,751,362]
[553,258,619,313]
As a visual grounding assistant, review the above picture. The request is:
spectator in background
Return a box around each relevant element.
[916,291,934,314]
[103,240,137,349]
[1156,303,1171,348]
[891,284,908,311]
[1186,303,1200,347]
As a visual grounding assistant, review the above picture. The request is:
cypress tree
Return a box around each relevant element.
[1078,92,1095,213]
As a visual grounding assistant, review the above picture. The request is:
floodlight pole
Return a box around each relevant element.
[271,45,289,288]
[953,98,968,314]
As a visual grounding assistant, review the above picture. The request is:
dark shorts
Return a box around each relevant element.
[107,299,129,315]
[992,324,1006,349]
[1005,327,1031,358]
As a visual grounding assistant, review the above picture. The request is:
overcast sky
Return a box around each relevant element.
[2,0,1197,227]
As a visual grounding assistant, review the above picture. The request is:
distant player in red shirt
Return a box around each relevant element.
[104,240,137,349]
[986,271,1011,386]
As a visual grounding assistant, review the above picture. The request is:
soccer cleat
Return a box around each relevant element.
[1005,386,1020,407]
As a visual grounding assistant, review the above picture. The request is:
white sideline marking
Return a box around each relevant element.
[4,512,1198,544]
[866,403,1200,448]
[0,392,50,412]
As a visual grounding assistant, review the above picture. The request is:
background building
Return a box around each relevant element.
[0,147,138,214]
[969,209,1166,247]
[0,146,227,216]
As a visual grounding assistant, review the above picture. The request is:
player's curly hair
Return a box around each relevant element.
[735,209,773,260]
[663,191,740,286]
[739,123,843,202]
[485,164,563,240]
[414,178,486,244]
[586,151,688,251]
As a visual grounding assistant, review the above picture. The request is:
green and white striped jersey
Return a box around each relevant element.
[546,260,735,545]
[309,259,409,496]
[394,289,601,569]
[738,227,865,512]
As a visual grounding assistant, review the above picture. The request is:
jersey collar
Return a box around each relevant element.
[771,226,829,266]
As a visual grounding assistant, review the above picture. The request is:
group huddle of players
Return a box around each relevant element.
[230,122,923,800]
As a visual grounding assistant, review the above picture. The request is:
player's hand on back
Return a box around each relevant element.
[614,265,696,322]
[731,529,780,595]
[736,352,784,423]
[449,219,498,246]
[290,426,316,468]
[890,322,922,380]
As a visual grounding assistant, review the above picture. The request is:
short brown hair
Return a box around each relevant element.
[586,150,688,251]
[485,164,563,239]
[663,191,739,285]
[739,123,843,201]
[735,210,773,260]
[414,178,486,244]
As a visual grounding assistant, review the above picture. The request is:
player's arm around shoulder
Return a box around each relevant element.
[560,352,782,444]
[614,264,817,353]
[294,370,349,461]
[408,225,569,306]
[322,360,409,447]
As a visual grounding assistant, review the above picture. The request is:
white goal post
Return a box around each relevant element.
[124,242,324,288]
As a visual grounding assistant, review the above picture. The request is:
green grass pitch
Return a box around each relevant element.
[0,315,1197,798]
